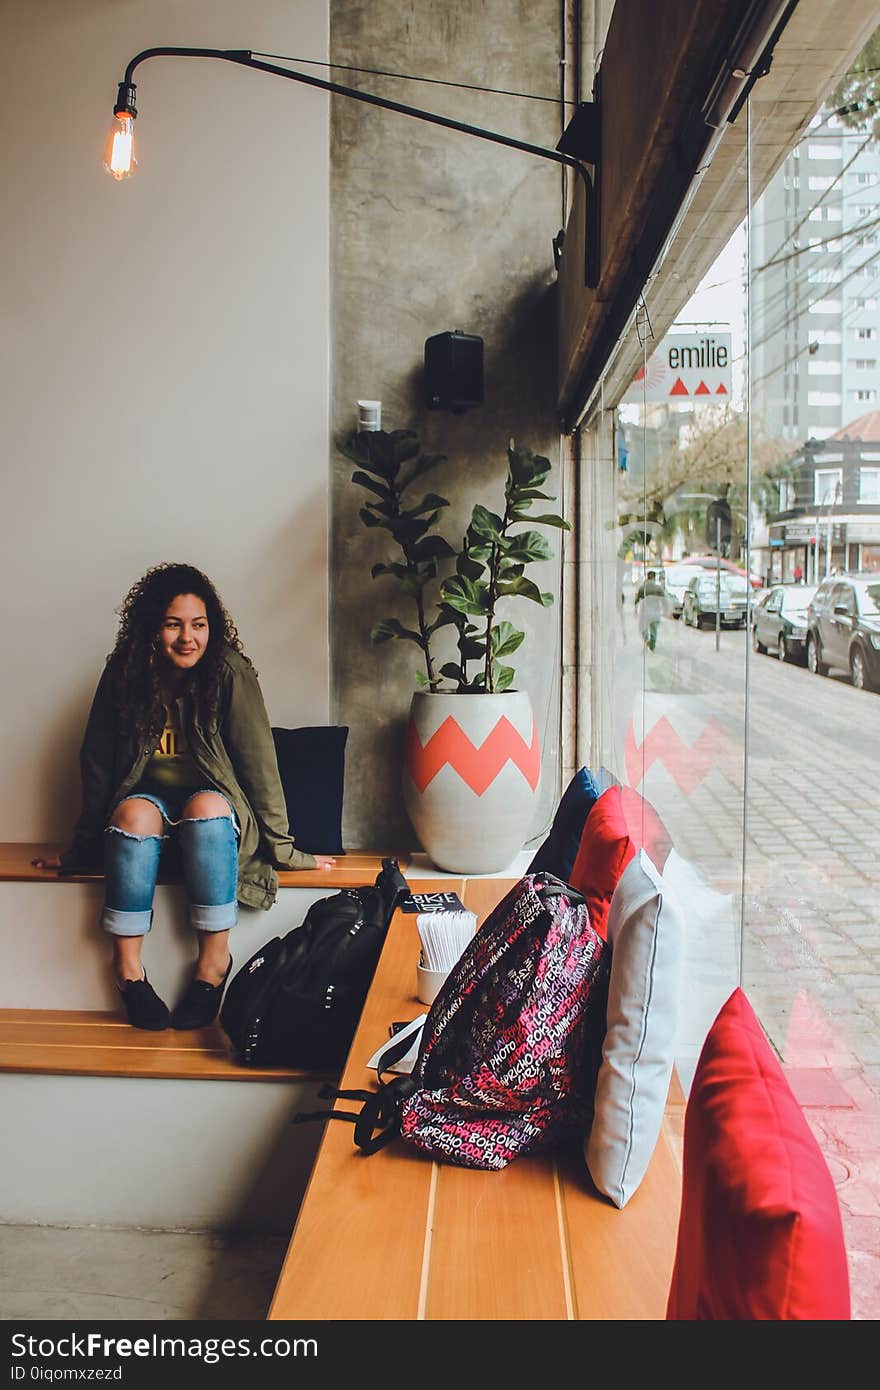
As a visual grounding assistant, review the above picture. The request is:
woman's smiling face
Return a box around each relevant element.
[157,593,209,674]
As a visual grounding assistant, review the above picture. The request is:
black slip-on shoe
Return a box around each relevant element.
[118,974,171,1031]
[171,957,233,1031]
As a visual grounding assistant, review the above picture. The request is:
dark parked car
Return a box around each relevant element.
[682,572,749,629]
[752,584,817,663]
[806,573,880,691]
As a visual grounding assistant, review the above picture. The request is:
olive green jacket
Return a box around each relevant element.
[59,647,316,907]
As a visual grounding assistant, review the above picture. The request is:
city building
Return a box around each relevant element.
[753,115,880,444]
[766,409,880,581]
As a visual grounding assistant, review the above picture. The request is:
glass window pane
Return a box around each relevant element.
[746,20,880,1319]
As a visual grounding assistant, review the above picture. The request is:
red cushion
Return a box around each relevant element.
[568,785,636,940]
[666,988,850,1320]
[618,784,672,871]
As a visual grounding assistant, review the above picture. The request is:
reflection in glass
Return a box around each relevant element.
[745,22,880,1319]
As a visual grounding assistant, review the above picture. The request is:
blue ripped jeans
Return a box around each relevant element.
[102,784,240,937]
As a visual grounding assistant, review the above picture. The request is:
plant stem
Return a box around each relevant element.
[416,586,437,687]
[394,482,437,688]
[483,489,512,693]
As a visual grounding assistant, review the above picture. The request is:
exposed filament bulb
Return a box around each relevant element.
[103,114,136,180]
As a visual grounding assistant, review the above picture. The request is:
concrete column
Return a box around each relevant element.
[575,406,619,775]
[329,2,567,851]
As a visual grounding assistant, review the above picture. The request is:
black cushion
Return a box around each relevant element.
[271,726,348,855]
[527,766,602,879]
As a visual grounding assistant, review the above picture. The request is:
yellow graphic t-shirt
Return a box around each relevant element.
[146,704,201,790]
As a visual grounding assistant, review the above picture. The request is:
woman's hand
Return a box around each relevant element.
[31,855,62,871]
[313,855,337,870]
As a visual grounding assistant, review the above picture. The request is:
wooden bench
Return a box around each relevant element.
[0,1010,338,1084]
[1,847,685,1293]
[0,843,407,889]
[0,844,410,1233]
[0,844,412,1081]
[268,876,685,1321]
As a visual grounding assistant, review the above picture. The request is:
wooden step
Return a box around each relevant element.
[0,1008,336,1083]
[0,844,410,888]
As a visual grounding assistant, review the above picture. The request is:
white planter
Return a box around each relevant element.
[402,690,541,873]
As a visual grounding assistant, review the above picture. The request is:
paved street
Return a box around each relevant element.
[612,602,880,1317]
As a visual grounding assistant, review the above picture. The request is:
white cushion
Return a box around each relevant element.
[585,849,683,1207]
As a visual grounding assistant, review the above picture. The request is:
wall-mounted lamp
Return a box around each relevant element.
[104,47,599,288]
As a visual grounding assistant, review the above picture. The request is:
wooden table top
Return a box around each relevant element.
[268,875,684,1321]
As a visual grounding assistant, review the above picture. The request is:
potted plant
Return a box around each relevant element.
[339,429,569,872]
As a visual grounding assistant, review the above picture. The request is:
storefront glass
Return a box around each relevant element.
[608,20,880,1316]
[743,23,880,1320]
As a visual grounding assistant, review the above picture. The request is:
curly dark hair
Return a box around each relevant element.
[108,563,253,734]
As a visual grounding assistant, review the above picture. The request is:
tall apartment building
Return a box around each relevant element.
[752,114,880,444]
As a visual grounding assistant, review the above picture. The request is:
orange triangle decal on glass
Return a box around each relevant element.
[694,380,711,395]
[716,382,728,394]
[669,377,689,396]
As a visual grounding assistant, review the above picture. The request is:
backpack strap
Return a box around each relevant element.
[292,1072,417,1155]
[536,873,587,906]
[377,857,411,917]
[352,1074,416,1154]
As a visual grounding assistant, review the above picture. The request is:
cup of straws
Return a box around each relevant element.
[415,907,478,1006]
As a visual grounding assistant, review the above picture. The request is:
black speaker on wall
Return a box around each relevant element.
[424,330,484,414]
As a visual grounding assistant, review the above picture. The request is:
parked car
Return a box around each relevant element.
[678,555,763,588]
[682,572,749,629]
[664,562,712,618]
[752,584,817,663]
[806,573,880,691]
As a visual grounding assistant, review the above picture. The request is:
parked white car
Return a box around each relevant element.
[664,562,713,618]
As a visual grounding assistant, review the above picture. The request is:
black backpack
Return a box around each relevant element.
[220,858,411,1070]
[294,872,610,1166]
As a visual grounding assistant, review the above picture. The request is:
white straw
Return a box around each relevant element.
[417,909,478,972]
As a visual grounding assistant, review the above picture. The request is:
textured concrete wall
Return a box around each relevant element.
[330,1,566,851]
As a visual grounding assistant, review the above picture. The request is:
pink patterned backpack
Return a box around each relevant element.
[300,873,610,1170]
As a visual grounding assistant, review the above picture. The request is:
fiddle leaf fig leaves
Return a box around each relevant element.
[493,663,516,693]
[491,622,525,658]
[403,492,450,519]
[412,536,456,562]
[351,470,391,501]
[398,452,447,492]
[468,505,504,543]
[503,530,553,565]
[371,618,423,646]
[344,428,567,693]
[343,428,454,688]
[523,513,571,530]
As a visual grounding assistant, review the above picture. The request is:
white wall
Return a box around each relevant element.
[1,1,330,840]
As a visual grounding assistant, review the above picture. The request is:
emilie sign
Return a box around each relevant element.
[622,331,732,403]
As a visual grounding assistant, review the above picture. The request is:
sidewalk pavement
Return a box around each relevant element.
[615,611,880,1319]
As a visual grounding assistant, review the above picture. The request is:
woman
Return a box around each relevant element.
[34,563,334,1031]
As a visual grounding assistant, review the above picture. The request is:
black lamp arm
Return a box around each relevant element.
[115,46,596,287]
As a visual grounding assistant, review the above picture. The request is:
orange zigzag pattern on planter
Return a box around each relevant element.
[405,714,541,795]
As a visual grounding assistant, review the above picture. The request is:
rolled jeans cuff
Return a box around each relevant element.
[101,906,153,937]
[189,900,238,932]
